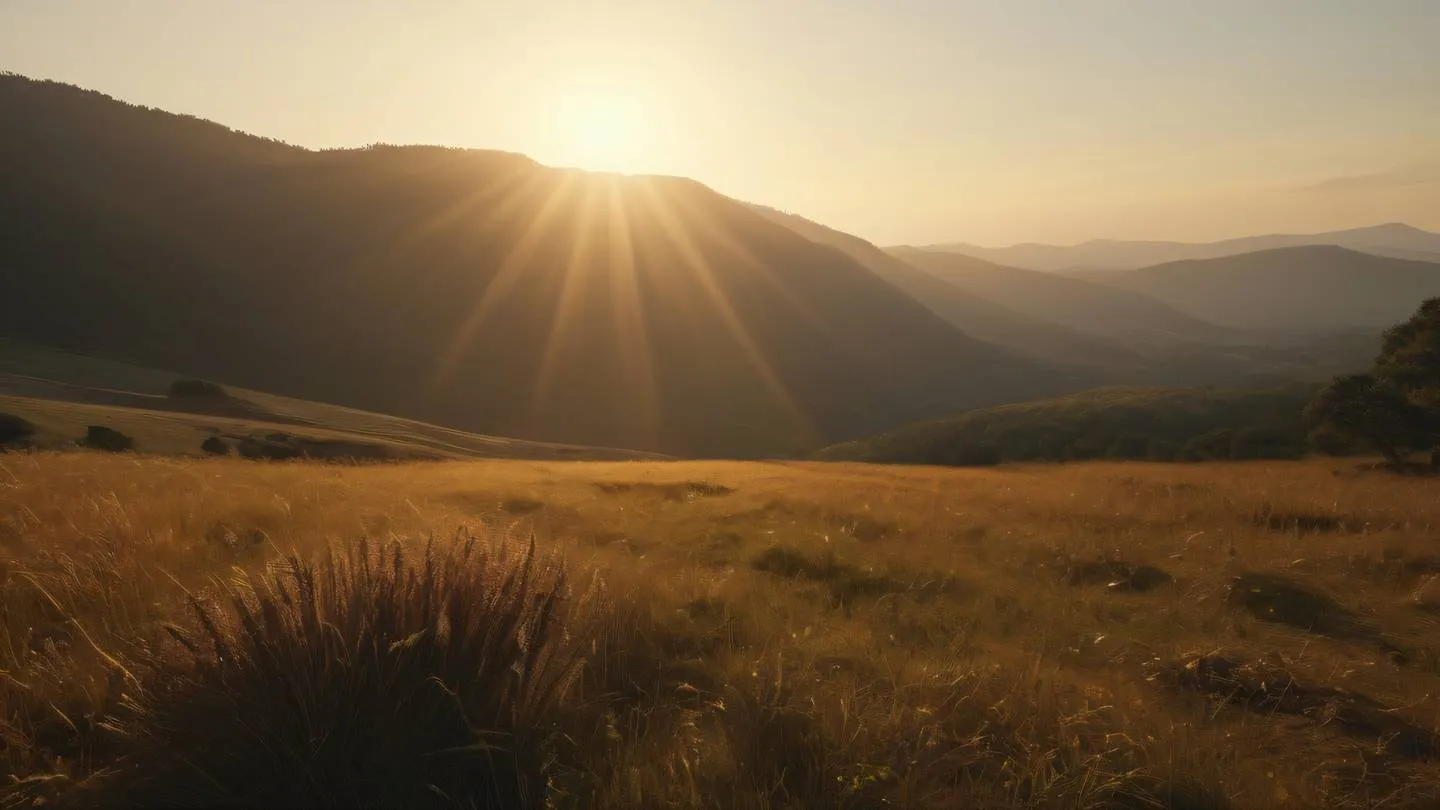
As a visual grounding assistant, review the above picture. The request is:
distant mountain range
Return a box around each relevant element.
[1097,245,1440,331]
[747,205,1148,371]
[749,209,1384,382]
[921,223,1440,273]
[885,247,1231,345]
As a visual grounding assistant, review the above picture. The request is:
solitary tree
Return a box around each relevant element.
[1308,298,1440,466]
[1305,375,1431,465]
[1376,298,1440,409]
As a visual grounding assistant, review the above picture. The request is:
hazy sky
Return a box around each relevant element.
[3,0,1438,246]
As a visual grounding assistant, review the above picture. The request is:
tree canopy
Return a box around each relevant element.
[1307,298,1440,465]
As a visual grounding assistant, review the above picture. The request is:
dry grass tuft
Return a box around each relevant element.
[95,534,582,809]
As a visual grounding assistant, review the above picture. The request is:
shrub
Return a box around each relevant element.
[199,436,230,456]
[237,436,302,460]
[1228,425,1303,460]
[0,412,35,446]
[81,425,134,453]
[101,535,581,809]
[945,443,1001,467]
[1180,429,1234,461]
[1106,432,1151,459]
[167,379,230,400]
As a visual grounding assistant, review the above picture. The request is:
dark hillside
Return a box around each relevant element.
[818,385,1321,465]
[0,74,1071,457]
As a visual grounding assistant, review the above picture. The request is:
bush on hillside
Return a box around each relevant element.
[1179,429,1234,461]
[0,412,35,446]
[1229,425,1305,460]
[102,536,581,809]
[199,436,230,455]
[81,425,134,453]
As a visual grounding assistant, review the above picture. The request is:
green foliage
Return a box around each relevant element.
[1305,375,1430,464]
[200,436,230,455]
[1179,429,1235,462]
[1376,297,1440,406]
[820,385,1317,465]
[1228,425,1305,460]
[0,412,35,445]
[1307,299,1440,464]
[80,425,134,453]
[102,536,580,809]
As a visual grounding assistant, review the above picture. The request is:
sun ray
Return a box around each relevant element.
[388,158,536,252]
[634,179,811,435]
[533,178,602,401]
[430,172,579,388]
[604,178,660,444]
[666,188,833,338]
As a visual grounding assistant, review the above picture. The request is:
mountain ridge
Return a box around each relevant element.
[745,204,1149,370]
[920,222,1440,272]
[885,246,1234,345]
[1101,245,1440,331]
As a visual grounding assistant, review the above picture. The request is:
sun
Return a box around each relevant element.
[555,92,650,173]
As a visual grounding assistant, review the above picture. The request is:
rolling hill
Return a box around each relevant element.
[747,206,1143,370]
[754,211,1379,386]
[886,246,1233,344]
[0,339,664,460]
[927,222,1440,272]
[817,385,1321,465]
[1101,246,1440,331]
[0,74,1072,458]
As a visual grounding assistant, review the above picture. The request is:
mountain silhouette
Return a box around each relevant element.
[0,74,1074,457]
[749,209,1378,387]
[747,205,1144,370]
[887,247,1234,345]
[929,223,1440,273]
[1102,246,1440,331]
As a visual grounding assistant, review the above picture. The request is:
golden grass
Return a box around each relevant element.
[2,452,1438,807]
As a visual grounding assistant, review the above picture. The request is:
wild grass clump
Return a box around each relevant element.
[98,534,582,809]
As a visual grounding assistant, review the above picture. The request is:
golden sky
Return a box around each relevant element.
[3,0,1438,246]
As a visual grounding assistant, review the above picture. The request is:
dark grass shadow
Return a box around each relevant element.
[1066,559,1174,593]
[594,481,734,502]
[1155,652,1435,759]
[1228,573,1409,662]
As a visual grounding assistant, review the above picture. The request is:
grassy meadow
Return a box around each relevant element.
[2,452,1439,808]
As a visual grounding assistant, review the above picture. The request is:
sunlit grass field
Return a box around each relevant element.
[2,452,1438,808]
